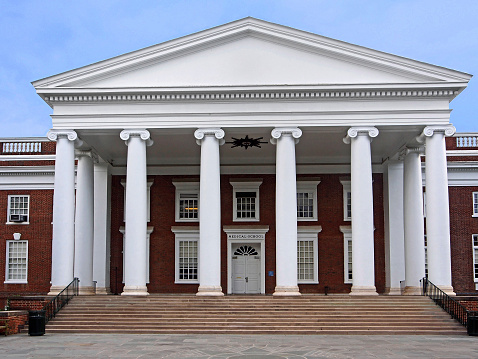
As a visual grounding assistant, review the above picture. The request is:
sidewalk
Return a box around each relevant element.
[0,333,476,358]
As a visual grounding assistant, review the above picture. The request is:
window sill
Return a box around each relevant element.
[233,218,260,222]
[175,219,199,223]
[4,281,27,284]
[343,218,351,222]
[175,281,199,284]
[298,281,319,284]
[298,218,318,222]
[5,222,30,225]
[472,215,478,218]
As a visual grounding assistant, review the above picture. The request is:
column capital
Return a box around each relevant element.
[343,127,379,144]
[75,149,99,163]
[270,127,302,145]
[398,146,424,160]
[416,125,456,143]
[194,128,225,145]
[120,129,153,146]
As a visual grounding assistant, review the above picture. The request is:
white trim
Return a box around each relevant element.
[297,226,322,284]
[5,239,28,284]
[121,180,153,222]
[171,227,200,284]
[340,226,352,284]
[473,192,478,217]
[340,179,351,221]
[224,226,269,294]
[297,180,320,221]
[230,180,262,222]
[172,181,199,222]
[119,226,153,283]
[473,234,478,283]
[0,155,55,161]
[6,194,30,224]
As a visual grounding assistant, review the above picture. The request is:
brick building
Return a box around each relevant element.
[0,18,476,297]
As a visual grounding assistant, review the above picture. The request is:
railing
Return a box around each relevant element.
[421,277,478,327]
[43,277,79,324]
[456,136,478,148]
[2,142,42,153]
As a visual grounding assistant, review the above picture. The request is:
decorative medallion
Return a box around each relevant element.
[234,245,258,256]
[226,135,267,150]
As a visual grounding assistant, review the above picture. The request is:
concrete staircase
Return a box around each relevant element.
[46,295,466,335]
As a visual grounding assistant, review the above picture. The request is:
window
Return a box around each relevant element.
[297,180,320,221]
[121,180,153,223]
[340,226,352,283]
[297,227,321,283]
[473,234,478,282]
[5,240,28,283]
[172,227,199,283]
[230,180,262,222]
[340,179,351,221]
[173,181,199,222]
[7,195,29,223]
[473,192,478,217]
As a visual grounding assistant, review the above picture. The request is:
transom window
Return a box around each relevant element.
[297,180,320,221]
[231,180,262,222]
[6,240,28,282]
[297,227,321,284]
[173,181,199,222]
[234,245,258,256]
[7,195,29,223]
[473,193,478,217]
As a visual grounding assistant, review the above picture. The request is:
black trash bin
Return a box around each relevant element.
[28,310,45,336]
[467,316,478,336]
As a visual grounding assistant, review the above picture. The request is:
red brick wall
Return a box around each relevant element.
[110,173,385,294]
[0,311,28,335]
[0,190,53,295]
[8,297,49,311]
[449,186,478,293]
[459,299,478,311]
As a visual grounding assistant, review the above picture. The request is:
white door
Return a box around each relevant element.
[232,245,261,294]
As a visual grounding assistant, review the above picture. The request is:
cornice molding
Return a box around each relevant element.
[119,129,154,146]
[194,128,225,146]
[42,88,458,106]
[343,126,379,144]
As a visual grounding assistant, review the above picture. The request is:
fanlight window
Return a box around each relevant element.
[234,245,258,256]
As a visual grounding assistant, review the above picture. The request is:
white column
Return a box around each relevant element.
[47,129,81,295]
[194,128,225,296]
[120,129,153,296]
[93,162,112,295]
[271,127,302,296]
[418,125,455,294]
[401,147,426,295]
[344,127,379,295]
[74,150,97,295]
[383,160,405,295]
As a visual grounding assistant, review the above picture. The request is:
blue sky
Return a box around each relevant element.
[0,0,476,137]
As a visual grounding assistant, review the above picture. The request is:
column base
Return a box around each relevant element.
[48,285,68,296]
[434,285,455,296]
[273,286,301,296]
[350,285,378,296]
[121,286,149,296]
[95,287,111,295]
[196,286,224,296]
[384,287,401,295]
[78,286,96,295]
[402,286,422,295]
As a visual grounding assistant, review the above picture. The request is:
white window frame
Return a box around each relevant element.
[5,239,28,283]
[473,234,478,284]
[121,180,153,223]
[172,181,199,222]
[230,180,262,222]
[172,227,199,284]
[297,226,321,284]
[297,180,320,221]
[424,235,428,279]
[340,226,352,284]
[340,179,351,221]
[6,195,30,224]
[119,226,153,284]
[473,192,478,217]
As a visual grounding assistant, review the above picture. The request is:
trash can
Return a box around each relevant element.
[28,310,45,336]
[467,316,478,336]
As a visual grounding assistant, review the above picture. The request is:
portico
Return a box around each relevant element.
[33,18,470,296]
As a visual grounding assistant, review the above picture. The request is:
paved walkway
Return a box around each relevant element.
[0,333,477,358]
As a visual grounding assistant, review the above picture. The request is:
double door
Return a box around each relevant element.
[232,244,260,294]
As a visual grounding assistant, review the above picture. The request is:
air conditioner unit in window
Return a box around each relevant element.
[10,214,27,222]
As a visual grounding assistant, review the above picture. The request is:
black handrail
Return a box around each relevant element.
[421,277,478,327]
[42,277,79,324]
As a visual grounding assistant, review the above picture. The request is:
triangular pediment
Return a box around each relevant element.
[33,18,471,90]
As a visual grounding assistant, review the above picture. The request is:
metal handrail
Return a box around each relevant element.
[421,277,478,327]
[42,277,79,324]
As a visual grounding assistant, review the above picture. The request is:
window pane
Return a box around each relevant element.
[179,240,198,280]
[7,241,27,281]
[297,191,314,218]
[297,240,315,281]
[179,193,198,219]
[236,192,256,218]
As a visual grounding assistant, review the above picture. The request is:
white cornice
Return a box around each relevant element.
[0,155,55,161]
[0,166,56,176]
